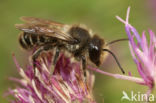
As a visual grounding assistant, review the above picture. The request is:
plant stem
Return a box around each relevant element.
[88,66,146,85]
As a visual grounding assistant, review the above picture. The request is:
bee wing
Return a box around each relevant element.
[15,18,76,43]
[20,16,64,27]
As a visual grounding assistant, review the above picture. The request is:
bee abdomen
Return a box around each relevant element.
[19,32,32,49]
[19,32,43,49]
[19,32,58,50]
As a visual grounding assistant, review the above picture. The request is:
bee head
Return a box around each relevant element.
[88,35,106,66]
[89,36,125,74]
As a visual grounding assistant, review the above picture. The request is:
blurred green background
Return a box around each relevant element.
[0,0,156,103]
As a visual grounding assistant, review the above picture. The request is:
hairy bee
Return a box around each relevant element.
[16,17,125,76]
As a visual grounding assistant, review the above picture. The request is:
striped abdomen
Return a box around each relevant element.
[19,32,57,50]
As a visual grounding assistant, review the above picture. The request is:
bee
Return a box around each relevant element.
[15,17,126,76]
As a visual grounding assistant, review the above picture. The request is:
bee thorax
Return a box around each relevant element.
[65,44,79,52]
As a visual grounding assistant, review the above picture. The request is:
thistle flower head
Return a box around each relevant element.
[116,7,156,89]
[9,52,95,103]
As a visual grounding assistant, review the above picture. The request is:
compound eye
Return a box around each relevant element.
[89,43,101,66]
[90,43,99,51]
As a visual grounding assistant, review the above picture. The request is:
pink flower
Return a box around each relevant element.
[88,7,155,97]
[116,7,156,91]
[9,52,95,103]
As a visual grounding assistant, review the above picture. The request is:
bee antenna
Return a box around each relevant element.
[102,49,125,74]
[106,38,129,46]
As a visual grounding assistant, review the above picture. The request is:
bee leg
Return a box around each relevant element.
[53,48,60,65]
[49,48,60,74]
[81,55,86,79]
[32,44,54,75]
